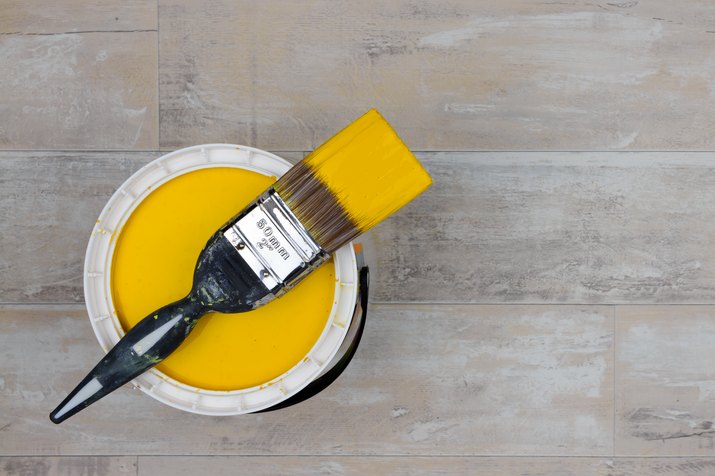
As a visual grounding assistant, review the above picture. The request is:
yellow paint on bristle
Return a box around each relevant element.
[111,167,336,391]
[304,109,432,231]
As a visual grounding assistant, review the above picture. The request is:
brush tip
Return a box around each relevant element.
[303,108,432,229]
[274,109,431,251]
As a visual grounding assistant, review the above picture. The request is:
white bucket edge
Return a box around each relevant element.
[83,144,357,415]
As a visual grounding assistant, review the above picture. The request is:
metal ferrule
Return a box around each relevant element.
[222,188,329,296]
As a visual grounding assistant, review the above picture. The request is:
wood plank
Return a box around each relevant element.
[0,304,612,456]
[159,0,715,150]
[0,457,136,476]
[0,1,155,34]
[615,306,715,456]
[7,151,715,305]
[3,456,714,475]
[0,151,303,304]
[369,152,715,303]
[0,32,157,149]
[139,457,715,476]
[139,456,615,475]
[0,152,159,303]
[616,458,715,475]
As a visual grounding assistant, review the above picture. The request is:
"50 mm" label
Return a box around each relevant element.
[255,218,290,260]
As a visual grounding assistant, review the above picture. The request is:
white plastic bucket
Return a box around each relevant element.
[83,144,361,415]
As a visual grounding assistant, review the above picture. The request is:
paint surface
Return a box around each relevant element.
[111,166,336,391]
[305,109,432,232]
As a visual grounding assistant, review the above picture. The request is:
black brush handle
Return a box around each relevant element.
[50,296,207,424]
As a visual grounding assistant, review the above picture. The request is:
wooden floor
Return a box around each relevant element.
[2,1,715,475]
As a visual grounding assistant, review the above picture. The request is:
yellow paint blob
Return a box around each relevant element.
[111,166,336,391]
[305,109,432,232]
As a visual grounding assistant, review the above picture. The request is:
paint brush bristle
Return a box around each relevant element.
[274,109,432,252]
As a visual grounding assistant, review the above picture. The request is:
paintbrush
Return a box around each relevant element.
[50,109,432,423]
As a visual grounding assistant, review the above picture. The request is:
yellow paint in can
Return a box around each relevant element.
[111,167,335,391]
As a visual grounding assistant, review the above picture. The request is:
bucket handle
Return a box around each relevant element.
[257,266,369,412]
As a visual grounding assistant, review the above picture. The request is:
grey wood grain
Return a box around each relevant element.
[7,151,715,305]
[139,456,615,476]
[0,457,136,476]
[0,1,155,34]
[0,31,157,149]
[615,458,715,475]
[139,456,715,476]
[0,151,303,304]
[0,303,612,456]
[5,455,715,475]
[4,0,715,470]
[159,0,715,151]
[370,152,715,303]
[615,306,715,456]
[0,152,159,303]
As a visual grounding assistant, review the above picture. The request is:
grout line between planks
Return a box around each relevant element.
[368,302,715,307]
[0,149,308,154]
[6,302,715,308]
[2,149,715,153]
[156,0,161,151]
[612,305,617,457]
[0,30,157,36]
[5,454,715,459]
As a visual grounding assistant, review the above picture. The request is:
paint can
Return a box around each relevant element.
[83,144,368,415]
